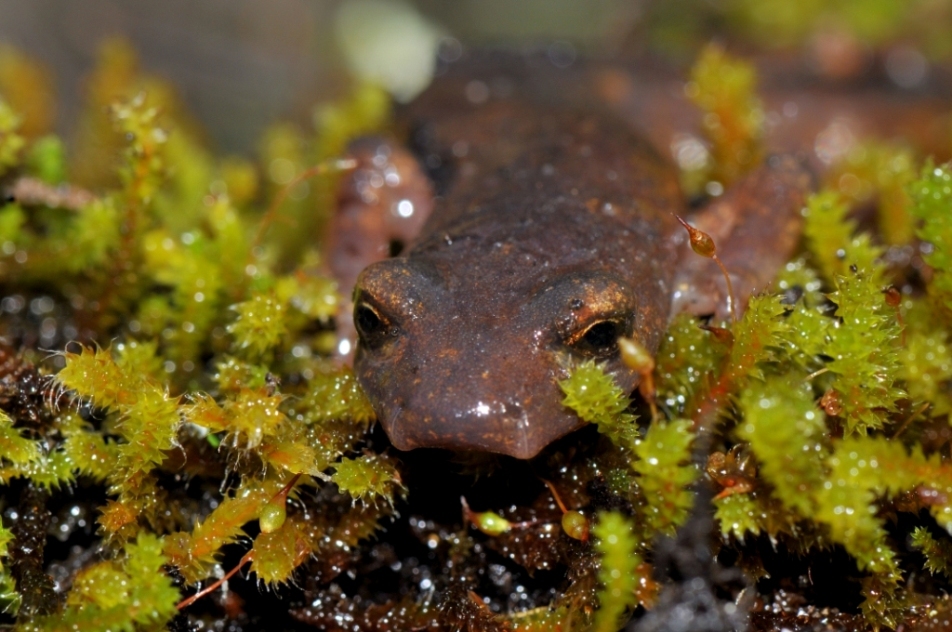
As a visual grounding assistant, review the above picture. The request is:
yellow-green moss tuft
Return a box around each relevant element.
[591,511,642,632]
[560,360,639,450]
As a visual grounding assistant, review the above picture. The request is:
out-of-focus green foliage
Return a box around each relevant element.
[827,143,918,245]
[262,82,389,271]
[0,45,55,140]
[802,190,862,282]
[591,512,642,632]
[684,44,764,192]
[0,98,24,177]
[911,161,952,314]
[645,0,952,60]
[24,136,66,184]
[900,300,952,415]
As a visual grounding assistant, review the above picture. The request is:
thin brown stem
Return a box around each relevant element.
[541,479,569,515]
[176,550,254,610]
[711,254,736,323]
[249,158,357,261]
[891,401,931,440]
[270,472,302,504]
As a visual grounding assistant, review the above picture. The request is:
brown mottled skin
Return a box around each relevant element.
[330,56,811,459]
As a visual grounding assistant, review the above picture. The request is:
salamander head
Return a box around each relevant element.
[351,256,651,459]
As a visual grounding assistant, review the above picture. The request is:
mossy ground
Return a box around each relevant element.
[1,14,952,632]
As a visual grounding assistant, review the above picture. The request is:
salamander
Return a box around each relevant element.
[327,55,811,459]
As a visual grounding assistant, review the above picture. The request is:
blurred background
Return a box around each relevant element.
[1,0,951,154]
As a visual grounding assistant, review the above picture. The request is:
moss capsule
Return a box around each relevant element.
[561,510,590,542]
[471,510,512,536]
[259,500,287,534]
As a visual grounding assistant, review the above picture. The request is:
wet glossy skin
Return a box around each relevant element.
[336,60,809,459]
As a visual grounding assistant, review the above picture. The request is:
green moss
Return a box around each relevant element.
[559,360,639,450]
[796,188,906,435]
[250,517,310,586]
[164,478,280,584]
[772,260,826,369]
[737,375,827,517]
[592,512,642,632]
[292,366,375,426]
[55,345,180,470]
[0,521,18,615]
[827,270,904,435]
[632,419,697,535]
[714,494,764,542]
[187,388,285,450]
[0,41,399,630]
[802,190,857,282]
[510,606,573,631]
[28,533,179,632]
[727,293,789,384]
[331,454,404,506]
[0,411,41,472]
[228,291,290,361]
[655,312,727,416]
[911,527,952,578]
[258,496,288,534]
[803,189,886,285]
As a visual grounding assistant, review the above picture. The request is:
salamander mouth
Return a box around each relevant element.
[380,399,548,459]
[383,403,406,447]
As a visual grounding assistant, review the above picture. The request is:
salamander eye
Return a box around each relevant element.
[568,319,625,357]
[354,301,395,351]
